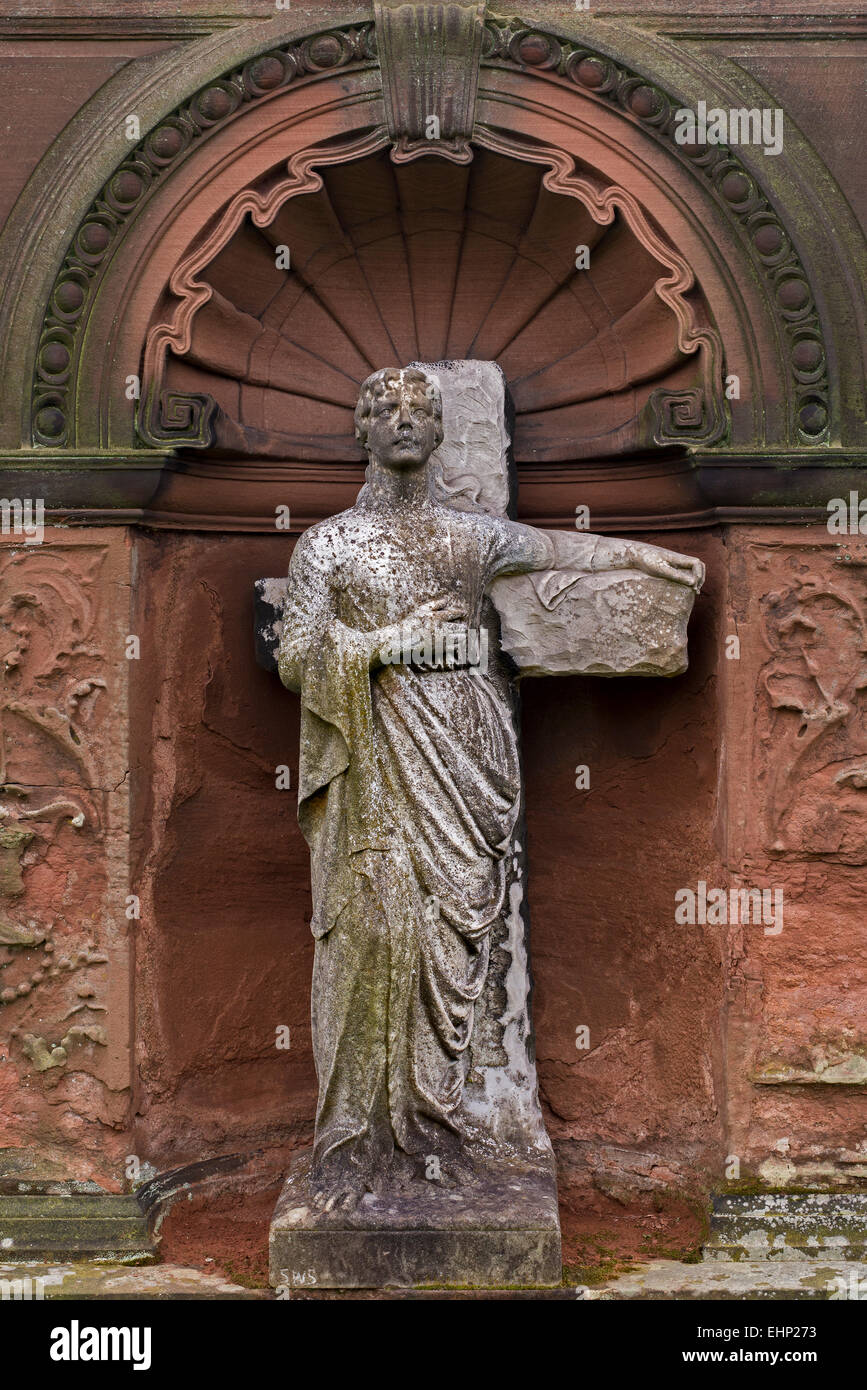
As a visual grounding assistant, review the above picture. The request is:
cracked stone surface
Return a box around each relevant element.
[491,568,694,677]
[704,1193,867,1261]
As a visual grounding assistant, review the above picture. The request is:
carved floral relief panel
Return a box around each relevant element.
[0,531,131,1181]
[730,534,867,864]
[724,530,867,1170]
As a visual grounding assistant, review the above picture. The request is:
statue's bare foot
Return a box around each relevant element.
[311,1180,364,1213]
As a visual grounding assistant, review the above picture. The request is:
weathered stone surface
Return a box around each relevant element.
[130,532,317,1170]
[752,1053,867,1086]
[0,530,133,1186]
[0,1193,153,1261]
[270,1150,561,1290]
[3,1255,861,1302]
[413,359,515,517]
[271,367,562,1220]
[0,1261,267,1300]
[491,569,695,678]
[1,0,865,1285]
[258,566,695,681]
[722,529,867,1186]
[253,576,287,676]
[376,2,485,165]
[703,1193,867,1263]
[589,1258,867,1301]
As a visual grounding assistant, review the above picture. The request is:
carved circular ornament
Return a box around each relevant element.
[30,24,378,447]
[482,14,830,444]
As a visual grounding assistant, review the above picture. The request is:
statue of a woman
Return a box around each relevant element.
[278,366,703,1211]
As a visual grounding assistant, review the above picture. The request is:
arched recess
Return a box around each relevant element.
[2,4,863,528]
[136,137,726,455]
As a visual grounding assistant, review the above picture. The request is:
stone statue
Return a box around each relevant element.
[266,364,703,1285]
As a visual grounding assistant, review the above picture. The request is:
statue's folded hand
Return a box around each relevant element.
[369,596,468,670]
[411,596,467,626]
[629,543,705,592]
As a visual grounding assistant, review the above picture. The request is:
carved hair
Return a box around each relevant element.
[354,366,444,451]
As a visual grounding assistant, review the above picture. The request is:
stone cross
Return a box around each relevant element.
[256,360,702,1291]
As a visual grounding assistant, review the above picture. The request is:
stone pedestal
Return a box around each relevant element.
[270,1151,561,1291]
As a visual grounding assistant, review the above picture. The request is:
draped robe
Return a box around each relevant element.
[278,496,590,1183]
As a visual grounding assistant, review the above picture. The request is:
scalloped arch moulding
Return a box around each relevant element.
[2,2,864,533]
[135,131,727,464]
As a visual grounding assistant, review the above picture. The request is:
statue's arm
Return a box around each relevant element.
[488,519,704,592]
[277,531,339,693]
[542,529,705,592]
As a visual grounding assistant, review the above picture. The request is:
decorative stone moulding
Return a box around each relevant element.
[135,131,726,463]
[30,22,379,450]
[27,7,829,455]
[479,14,830,445]
[0,535,133,1184]
[375,0,485,164]
[725,535,867,867]
[136,130,388,453]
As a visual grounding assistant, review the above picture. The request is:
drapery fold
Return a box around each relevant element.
[276,506,577,1174]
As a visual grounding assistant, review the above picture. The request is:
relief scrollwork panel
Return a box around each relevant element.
[724,534,867,1151]
[737,537,867,863]
[0,537,131,1169]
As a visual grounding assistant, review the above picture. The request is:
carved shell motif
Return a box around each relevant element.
[151,146,723,462]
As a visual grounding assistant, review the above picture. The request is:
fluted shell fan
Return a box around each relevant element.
[161,147,712,463]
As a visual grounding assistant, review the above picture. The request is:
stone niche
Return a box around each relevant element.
[10,0,866,1277]
[140,145,723,468]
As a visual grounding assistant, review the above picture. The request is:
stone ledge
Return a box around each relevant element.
[0,1194,155,1262]
[588,1259,867,1301]
[704,1193,867,1263]
[0,1262,267,1300]
[3,1257,864,1300]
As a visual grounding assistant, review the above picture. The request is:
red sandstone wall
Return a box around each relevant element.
[123,528,729,1210]
[129,532,316,1175]
[4,521,865,1213]
[1,6,865,1266]
[0,37,181,229]
[524,531,727,1204]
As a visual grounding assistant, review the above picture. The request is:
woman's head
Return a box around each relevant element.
[354,367,444,468]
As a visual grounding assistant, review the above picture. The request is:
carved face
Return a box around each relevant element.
[360,372,441,471]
